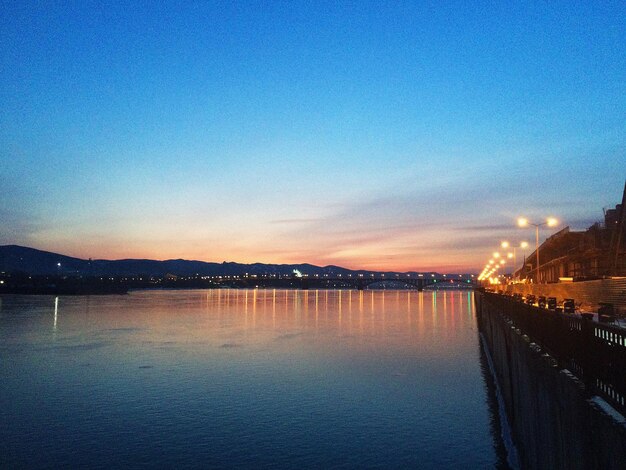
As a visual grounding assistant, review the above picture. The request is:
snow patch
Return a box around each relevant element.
[590,396,626,426]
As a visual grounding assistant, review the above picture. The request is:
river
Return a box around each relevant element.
[0,289,507,468]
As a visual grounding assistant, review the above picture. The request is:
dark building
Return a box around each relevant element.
[515,182,626,283]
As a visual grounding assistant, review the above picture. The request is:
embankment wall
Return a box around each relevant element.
[476,291,626,469]
[502,278,626,312]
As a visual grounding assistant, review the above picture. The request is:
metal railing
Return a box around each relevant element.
[478,291,626,416]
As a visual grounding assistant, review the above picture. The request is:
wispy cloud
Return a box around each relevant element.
[259,177,577,270]
[457,224,516,232]
[269,218,322,224]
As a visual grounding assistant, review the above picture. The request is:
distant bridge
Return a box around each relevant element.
[209,273,477,290]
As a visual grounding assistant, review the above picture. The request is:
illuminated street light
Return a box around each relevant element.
[517,217,560,283]
[502,240,530,279]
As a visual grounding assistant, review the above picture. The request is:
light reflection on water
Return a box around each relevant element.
[0,289,505,468]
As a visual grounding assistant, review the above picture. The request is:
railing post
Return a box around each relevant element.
[579,313,595,387]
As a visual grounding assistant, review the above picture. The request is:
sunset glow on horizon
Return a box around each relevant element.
[1,2,624,272]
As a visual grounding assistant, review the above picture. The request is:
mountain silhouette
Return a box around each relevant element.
[0,245,443,278]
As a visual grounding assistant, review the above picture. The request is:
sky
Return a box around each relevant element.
[1,1,624,272]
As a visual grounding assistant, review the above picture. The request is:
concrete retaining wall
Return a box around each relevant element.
[476,292,626,469]
[502,278,626,312]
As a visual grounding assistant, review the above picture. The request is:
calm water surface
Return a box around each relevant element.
[0,289,506,468]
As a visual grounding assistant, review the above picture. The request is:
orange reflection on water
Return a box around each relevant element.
[35,289,478,361]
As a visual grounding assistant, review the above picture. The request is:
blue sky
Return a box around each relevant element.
[1,1,624,271]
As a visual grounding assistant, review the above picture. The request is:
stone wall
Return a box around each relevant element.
[502,278,626,312]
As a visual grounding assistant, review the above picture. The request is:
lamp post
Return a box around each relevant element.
[501,241,529,279]
[517,217,558,283]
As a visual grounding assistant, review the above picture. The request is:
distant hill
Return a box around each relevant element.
[0,245,445,278]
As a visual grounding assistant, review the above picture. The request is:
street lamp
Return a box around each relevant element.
[501,240,529,279]
[517,217,558,282]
